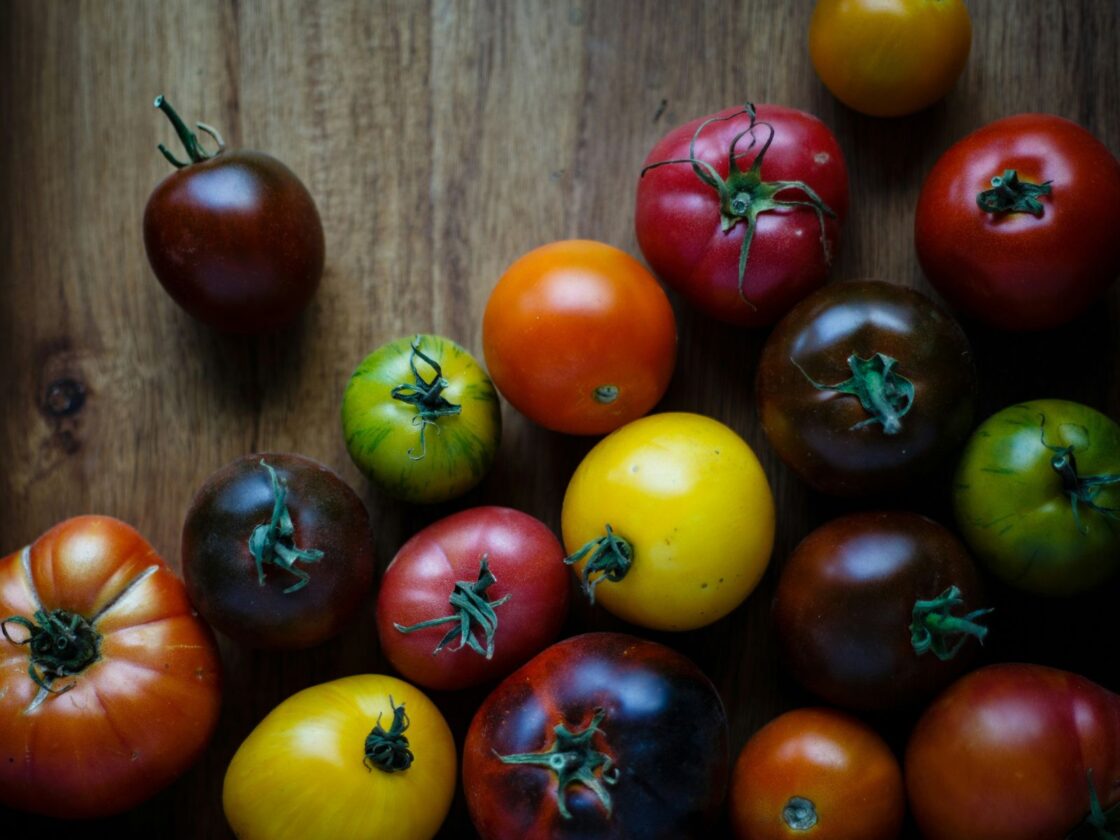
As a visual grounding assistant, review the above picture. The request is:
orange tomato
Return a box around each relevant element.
[809,0,972,117]
[482,239,676,435]
[729,708,904,840]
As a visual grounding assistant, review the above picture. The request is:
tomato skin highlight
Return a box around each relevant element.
[561,412,775,631]
[915,113,1120,330]
[0,516,222,819]
[730,708,905,840]
[463,632,729,839]
[809,0,972,118]
[376,506,569,691]
[636,104,848,327]
[906,664,1120,840]
[482,239,677,435]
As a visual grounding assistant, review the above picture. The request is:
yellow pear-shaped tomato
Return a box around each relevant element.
[224,675,455,840]
[561,412,775,630]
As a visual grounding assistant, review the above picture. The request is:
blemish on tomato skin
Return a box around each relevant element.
[814,152,830,165]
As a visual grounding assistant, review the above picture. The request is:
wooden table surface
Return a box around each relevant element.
[2,1,1118,837]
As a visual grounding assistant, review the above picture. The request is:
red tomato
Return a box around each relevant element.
[636,103,849,326]
[377,506,570,691]
[0,516,222,818]
[463,632,729,838]
[730,708,905,840]
[915,113,1120,330]
[482,240,677,435]
[906,664,1120,840]
[144,96,324,333]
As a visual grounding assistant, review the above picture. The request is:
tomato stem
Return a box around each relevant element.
[248,460,324,594]
[363,697,414,773]
[393,554,511,659]
[391,336,463,461]
[792,352,915,435]
[564,524,634,603]
[782,797,818,831]
[496,707,619,820]
[0,608,101,694]
[1039,416,1120,535]
[910,586,992,661]
[153,95,225,169]
[976,169,1052,217]
[640,103,837,310]
[1068,769,1120,839]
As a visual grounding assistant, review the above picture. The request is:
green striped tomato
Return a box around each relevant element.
[341,334,502,504]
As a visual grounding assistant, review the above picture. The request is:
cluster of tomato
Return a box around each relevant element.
[3,2,1120,839]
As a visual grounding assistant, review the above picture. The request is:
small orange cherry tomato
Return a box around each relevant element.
[482,239,677,435]
[730,707,904,840]
[809,0,972,118]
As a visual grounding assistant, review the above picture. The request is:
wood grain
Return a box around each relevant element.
[1,1,1118,836]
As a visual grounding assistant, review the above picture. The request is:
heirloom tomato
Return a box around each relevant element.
[757,281,977,496]
[954,399,1120,595]
[906,664,1120,840]
[463,632,729,839]
[561,412,774,631]
[182,453,375,649]
[809,0,972,117]
[482,239,677,435]
[773,511,989,710]
[377,506,569,691]
[730,708,905,840]
[224,674,455,840]
[144,96,324,333]
[636,103,848,326]
[342,334,502,503]
[915,113,1120,330]
[0,516,221,818]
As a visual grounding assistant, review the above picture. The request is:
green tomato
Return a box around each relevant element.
[341,334,501,504]
[954,399,1120,595]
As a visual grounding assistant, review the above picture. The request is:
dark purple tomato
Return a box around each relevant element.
[463,632,729,839]
[181,452,375,649]
[757,280,977,497]
[143,96,324,333]
[774,511,990,711]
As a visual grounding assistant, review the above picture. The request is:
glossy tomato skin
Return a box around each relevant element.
[377,506,569,691]
[906,664,1120,840]
[144,149,324,333]
[773,512,987,711]
[182,452,375,649]
[809,0,971,118]
[730,708,905,840]
[482,239,677,435]
[561,412,775,631]
[0,516,222,818]
[224,674,456,840]
[757,281,977,497]
[915,114,1120,330]
[463,632,729,839]
[954,400,1120,595]
[342,334,502,503]
[636,104,848,327]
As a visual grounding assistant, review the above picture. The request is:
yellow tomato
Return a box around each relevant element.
[561,412,775,631]
[223,675,456,840]
[809,0,972,117]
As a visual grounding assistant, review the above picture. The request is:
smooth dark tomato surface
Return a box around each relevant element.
[757,280,977,497]
[463,632,729,839]
[181,452,375,649]
[773,511,988,711]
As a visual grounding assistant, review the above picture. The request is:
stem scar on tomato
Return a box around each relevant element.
[364,697,414,773]
[640,103,837,309]
[976,169,1053,217]
[393,554,512,659]
[782,796,818,831]
[1038,414,1120,534]
[564,524,634,602]
[1,608,101,695]
[792,352,915,435]
[910,586,992,661]
[495,707,620,820]
[390,336,463,461]
[247,460,324,594]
